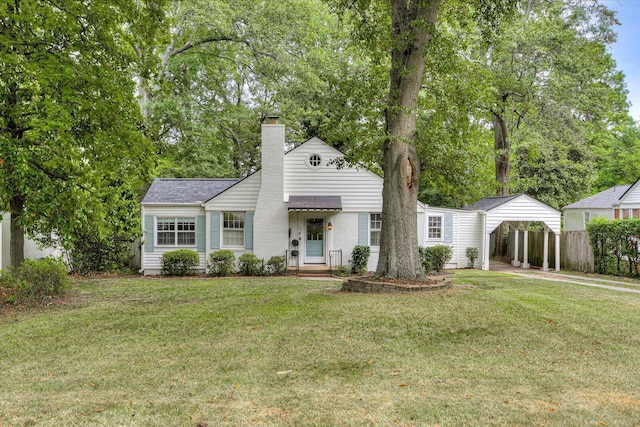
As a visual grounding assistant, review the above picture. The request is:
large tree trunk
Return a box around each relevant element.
[375,0,441,280]
[9,194,26,268]
[493,111,510,196]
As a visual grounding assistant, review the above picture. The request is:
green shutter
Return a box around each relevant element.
[444,212,453,244]
[210,212,221,250]
[196,215,206,252]
[358,212,369,246]
[245,212,254,250]
[144,215,154,252]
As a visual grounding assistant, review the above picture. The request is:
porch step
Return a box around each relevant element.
[287,266,334,278]
[298,273,334,278]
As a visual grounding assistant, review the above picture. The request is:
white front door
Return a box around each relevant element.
[305,217,325,264]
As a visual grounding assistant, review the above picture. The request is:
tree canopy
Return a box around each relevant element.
[1,0,637,270]
[0,0,165,267]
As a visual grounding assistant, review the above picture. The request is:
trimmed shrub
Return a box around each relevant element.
[420,245,453,273]
[351,245,371,275]
[587,217,640,276]
[1,258,69,305]
[161,249,200,276]
[208,250,236,276]
[465,247,479,268]
[267,256,287,276]
[238,253,265,276]
[332,264,350,277]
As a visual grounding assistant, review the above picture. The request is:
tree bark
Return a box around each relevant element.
[9,194,26,268]
[375,0,441,279]
[493,111,510,196]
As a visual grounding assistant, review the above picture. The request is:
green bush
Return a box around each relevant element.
[238,253,265,276]
[420,245,453,273]
[161,249,200,276]
[351,245,371,275]
[332,264,350,277]
[465,247,479,268]
[68,234,135,275]
[266,256,287,276]
[587,217,640,276]
[208,250,236,276]
[1,258,69,305]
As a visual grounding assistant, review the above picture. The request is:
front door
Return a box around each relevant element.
[305,217,324,264]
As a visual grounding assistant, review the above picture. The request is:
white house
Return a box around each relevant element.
[563,178,640,231]
[0,213,61,270]
[141,119,562,275]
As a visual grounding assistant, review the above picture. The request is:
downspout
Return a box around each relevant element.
[139,205,145,274]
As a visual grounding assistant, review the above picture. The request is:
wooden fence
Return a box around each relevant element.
[505,230,594,272]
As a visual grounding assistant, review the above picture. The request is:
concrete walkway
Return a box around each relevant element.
[490,261,640,294]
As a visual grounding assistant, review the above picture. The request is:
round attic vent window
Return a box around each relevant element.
[308,153,322,168]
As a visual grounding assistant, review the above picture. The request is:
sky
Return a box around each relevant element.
[605,0,640,121]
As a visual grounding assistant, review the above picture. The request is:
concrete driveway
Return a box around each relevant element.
[490,261,640,294]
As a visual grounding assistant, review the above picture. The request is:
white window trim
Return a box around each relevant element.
[155,216,197,248]
[222,211,245,248]
[583,212,591,229]
[427,214,444,241]
[369,213,382,249]
[305,153,323,171]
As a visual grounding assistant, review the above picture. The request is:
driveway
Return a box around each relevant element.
[490,261,640,294]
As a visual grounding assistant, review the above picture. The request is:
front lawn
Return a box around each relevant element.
[1,271,639,426]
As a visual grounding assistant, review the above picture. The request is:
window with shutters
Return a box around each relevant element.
[223,212,245,246]
[427,215,443,240]
[157,217,196,246]
[370,213,382,246]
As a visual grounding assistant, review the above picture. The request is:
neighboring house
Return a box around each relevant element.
[563,179,640,231]
[141,119,562,274]
[0,213,61,270]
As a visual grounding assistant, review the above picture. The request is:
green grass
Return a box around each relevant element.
[2,271,640,426]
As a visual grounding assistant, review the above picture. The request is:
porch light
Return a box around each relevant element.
[327,222,333,230]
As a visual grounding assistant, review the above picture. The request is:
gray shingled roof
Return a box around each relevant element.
[142,178,239,204]
[563,185,631,209]
[463,194,521,211]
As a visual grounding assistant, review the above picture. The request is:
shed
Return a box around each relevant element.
[465,194,562,271]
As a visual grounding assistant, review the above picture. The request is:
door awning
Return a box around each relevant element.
[288,196,342,211]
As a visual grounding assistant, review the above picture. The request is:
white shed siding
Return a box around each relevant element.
[486,196,561,233]
[141,205,206,275]
[284,138,384,212]
[457,212,483,269]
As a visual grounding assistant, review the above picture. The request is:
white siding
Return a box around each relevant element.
[421,208,481,269]
[142,206,206,275]
[204,172,261,211]
[619,181,640,208]
[486,195,561,234]
[1,213,61,269]
[284,138,384,212]
[563,208,611,231]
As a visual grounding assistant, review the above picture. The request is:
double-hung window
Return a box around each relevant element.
[583,212,591,229]
[223,212,245,246]
[370,213,382,247]
[157,217,196,246]
[427,215,443,240]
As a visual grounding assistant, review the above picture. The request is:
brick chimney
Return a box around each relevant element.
[253,116,288,258]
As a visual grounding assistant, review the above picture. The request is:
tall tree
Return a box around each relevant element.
[0,0,164,266]
[482,0,626,196]
[328,0,515,279]
[143,0,383,179]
